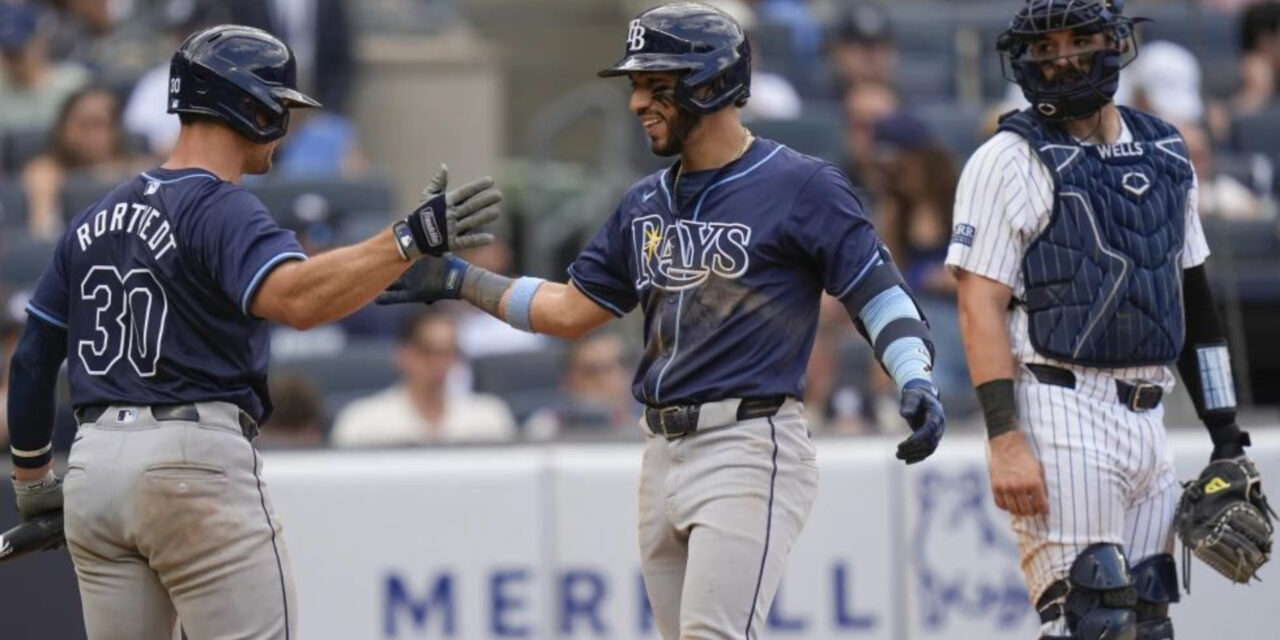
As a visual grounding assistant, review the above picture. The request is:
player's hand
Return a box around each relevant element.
[400,165,502,257]
[987,430,1049,517]
[896,380,945,464]
[376,254,469,306]
[11,469,64,522]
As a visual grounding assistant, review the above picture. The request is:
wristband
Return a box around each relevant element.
[976,378,1018,440]
[506,277,546,332]
[391,221,418,261]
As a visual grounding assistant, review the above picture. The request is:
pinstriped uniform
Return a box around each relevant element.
[945,120,1209,616]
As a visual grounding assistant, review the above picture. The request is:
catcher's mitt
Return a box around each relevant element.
[1175,457,1277,588]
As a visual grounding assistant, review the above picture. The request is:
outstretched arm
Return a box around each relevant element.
[376,255,616,339]
[253,169,500,329]
[838,248,945,465]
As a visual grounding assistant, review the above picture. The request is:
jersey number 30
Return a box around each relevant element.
[78,266,168,377]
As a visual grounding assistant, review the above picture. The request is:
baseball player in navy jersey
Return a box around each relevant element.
[6,26,501,639]
[375,3,946,637]
[950,2,1268,638]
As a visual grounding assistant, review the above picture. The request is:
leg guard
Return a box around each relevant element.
[1036,543,1137,640]
[1131,554,1178,640]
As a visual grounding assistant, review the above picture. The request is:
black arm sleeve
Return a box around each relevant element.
[8,315,68,469]
[1176,265,1247,454]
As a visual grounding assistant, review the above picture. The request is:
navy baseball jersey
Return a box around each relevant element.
[25,167,306,421]
[568,138,880,406]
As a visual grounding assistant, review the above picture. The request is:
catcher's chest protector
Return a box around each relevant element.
[998,107,1194,366]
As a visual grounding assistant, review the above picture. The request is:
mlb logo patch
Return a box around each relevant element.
[951,223,976,247]
[144,181,160,196]
[117,409,138,423]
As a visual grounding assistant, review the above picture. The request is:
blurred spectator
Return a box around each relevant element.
[331,309,517,446]
[706,0,802,121]
[842,80,900,189]
[42,0,163,86]
[826,2,896,95]
[225,0,355,114]
[868,113,976,418]
[274,110,368,178]
[870,113,955,296]
[0,1,89,135]
[745,0,823,84]
[22,85,147,237]
[1178,120,1266,220]
[1235,1,1280,114]
[123,0,232,156]
[525,331,640,440]
[453,237,551,358]
[257,374,327,449]
[804,295,869,434]
[1116,41,1204,124]
[0,299,23,447]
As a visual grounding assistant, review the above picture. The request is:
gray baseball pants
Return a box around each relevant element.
[639,400,819,639]
[63,402,297,639]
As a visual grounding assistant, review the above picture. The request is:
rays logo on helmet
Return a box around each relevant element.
[631,215,751,292]
[627,19,647,52]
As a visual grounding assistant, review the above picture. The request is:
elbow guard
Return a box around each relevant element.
[842,252,935,388]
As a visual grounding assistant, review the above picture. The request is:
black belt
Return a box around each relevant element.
[75,403,259,441]
[643,396,787,439]
[1025,364,1163,412]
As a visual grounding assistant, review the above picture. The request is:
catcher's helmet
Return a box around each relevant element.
[168,25,320,143]
[598,2,751,115]
[997,0,1141,122]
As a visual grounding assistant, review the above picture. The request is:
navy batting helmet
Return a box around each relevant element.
[996,0,1141,122]
[598,2,751,115]
[168,25,320,143]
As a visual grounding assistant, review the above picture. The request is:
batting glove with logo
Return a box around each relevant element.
[12,470,63,522]
[393,164,502,259]
[897,380,946,465]
[376,254,469,306]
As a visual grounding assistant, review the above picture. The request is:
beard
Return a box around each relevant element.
[651,107,703,157]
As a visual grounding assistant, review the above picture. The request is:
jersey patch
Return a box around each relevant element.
[631,214,751,292]
[951,223,976,248]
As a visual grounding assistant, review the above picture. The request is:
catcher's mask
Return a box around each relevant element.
[996,0,1143,122]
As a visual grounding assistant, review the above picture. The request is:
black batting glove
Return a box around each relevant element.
[897,379,946,465]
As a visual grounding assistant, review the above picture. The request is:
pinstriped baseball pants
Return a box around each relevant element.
[638,402,819,639]
[1011,370,1179,636]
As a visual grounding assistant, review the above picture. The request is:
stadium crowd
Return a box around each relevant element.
[0,0,1278,451]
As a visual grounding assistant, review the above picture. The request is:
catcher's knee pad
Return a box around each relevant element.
[1037,543,1138,640]
[1131,554,1179,640]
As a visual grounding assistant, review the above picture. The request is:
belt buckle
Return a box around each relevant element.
[657,406,688,438]
[1130,382,1160,411]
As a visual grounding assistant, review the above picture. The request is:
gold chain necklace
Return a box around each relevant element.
[674,127,753,199]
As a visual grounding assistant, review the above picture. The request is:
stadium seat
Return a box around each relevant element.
[916,102,986,159]
[0,180,26,228]
[60,176,117,220]
[1,128,48,175]
[249,175,394,226]
[471,347,569,422]
[0,231,56,285]
[750,114,845,165]
[1230,109,1280,159]
[1201,218,1280,261]
[271,338,399,398]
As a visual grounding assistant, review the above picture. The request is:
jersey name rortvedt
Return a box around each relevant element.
[74,200,178,260]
